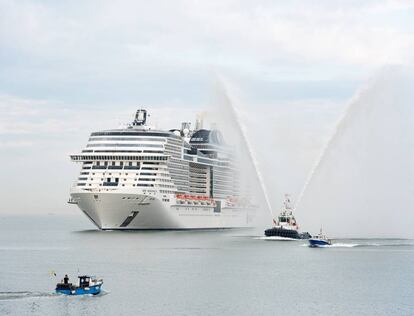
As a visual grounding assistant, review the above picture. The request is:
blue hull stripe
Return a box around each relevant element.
[56,285,102,295]
[309,239,330,247]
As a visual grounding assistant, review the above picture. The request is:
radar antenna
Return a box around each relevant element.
[132,109,148,126]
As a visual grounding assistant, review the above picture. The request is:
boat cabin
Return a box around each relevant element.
[278,215,292,223]
[273,194,298,228]
[276,211,297,227]
[78,276,91,288]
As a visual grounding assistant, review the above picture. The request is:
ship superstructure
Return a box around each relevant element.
[69,109,256,229]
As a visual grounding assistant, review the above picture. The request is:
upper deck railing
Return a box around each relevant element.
[70,154,169,162]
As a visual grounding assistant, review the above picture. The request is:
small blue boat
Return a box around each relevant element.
[56,275,103,295]
[309,228,331,247]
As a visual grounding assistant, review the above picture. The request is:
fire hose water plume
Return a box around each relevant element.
[296,65,414,237]
[295,82,370,209]
[214,77,274,220]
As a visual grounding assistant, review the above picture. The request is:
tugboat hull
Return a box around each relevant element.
[264,227,311,239]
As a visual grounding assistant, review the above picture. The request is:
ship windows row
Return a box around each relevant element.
[78,182,155,188]
[86,143,164,148]
[88,137,166,142]
[91,161,141,170]
[160,190,175,194]
[72,155,168,161]
[83,150,164,154]
[91,131,175,137]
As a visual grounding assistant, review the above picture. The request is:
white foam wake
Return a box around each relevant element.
[325,243,358,248]
[255,236,299,241]
[0,291,58,301]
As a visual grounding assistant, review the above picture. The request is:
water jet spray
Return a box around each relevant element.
[214,77,274,220]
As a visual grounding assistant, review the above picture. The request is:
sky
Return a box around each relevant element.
[0,0,413,236]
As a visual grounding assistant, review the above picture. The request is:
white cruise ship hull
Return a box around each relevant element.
[70,191,255,230]
[69,109,259,230]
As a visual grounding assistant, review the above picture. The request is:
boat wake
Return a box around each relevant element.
[256,236,298,241]
[96,290,110,296]
[322,243,358,248]
[0,290,110,301]
[352,241,414,248]
[302,240,414,248]
[0,291,58,301]
[300,243,356,248]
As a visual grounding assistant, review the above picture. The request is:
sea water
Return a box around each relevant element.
[0,215,413,316]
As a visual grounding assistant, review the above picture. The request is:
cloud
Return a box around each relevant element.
[1,0,412,108]
[0,140,34,149]
[0,93,199,150]
[1,0,413,75]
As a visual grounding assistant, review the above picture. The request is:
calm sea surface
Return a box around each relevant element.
[0,215,413,316]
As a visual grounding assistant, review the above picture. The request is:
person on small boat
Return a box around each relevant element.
[64,274,69,284]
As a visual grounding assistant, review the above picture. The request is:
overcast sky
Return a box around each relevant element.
[1,0,413,235]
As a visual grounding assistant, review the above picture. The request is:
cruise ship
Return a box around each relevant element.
[68,109,256,230]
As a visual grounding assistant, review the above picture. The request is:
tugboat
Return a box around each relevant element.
[264,195,311,240]
[308,228,332,247]
[56,275,103,295]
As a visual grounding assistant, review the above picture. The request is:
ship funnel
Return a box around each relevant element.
[195,113,204,131]
[133,109,148,126]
